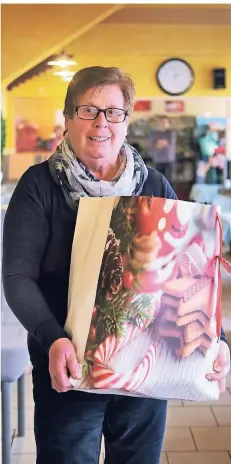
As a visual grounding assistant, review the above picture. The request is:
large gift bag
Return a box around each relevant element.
[65,196,231,401]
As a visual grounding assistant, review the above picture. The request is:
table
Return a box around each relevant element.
[189,184,222,204]
[189,185,231,253]
[220,212,231,252]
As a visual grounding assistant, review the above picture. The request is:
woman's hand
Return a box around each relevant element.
[156,140,168,149]
[206,340,230,393]
[49,338,82,393]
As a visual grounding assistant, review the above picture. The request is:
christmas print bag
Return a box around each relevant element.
[65,196,231,401]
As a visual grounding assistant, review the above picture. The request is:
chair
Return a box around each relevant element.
[1,292,30,464]
[1,208,30,464]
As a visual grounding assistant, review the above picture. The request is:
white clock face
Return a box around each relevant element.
[157,59,194,96]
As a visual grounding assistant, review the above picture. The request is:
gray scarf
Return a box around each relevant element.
[48,137,148,210]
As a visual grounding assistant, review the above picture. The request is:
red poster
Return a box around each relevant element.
[134,100,152,111]
[165,100,185,113]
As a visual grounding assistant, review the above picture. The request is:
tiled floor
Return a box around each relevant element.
[9,371,231,463]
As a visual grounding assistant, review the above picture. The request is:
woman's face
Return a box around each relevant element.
[65,84,129,164]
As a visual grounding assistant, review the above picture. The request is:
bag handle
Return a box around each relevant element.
[65,196,116,364]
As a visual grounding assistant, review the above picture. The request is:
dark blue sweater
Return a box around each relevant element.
[2,161,226,368]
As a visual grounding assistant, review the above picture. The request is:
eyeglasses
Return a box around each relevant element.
[73,105,128,123]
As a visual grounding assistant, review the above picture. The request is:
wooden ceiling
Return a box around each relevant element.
[104,6,231,25]
[2,4,231,86]
[1,4,123,84]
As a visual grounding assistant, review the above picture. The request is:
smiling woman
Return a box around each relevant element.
[62,67,134,181]
[48,66,151,205]
[65,84,128,174]
[3,65,229,464]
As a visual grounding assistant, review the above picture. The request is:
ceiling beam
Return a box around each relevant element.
[3,4,125,87]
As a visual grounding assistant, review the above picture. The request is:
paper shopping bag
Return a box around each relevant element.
[65,196,231,401]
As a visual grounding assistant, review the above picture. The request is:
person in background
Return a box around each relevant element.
[149,116,176,185]
[215,130,226,155]
[2,66,230,464]
[198,125,219,163]
[205,155,219,184]
[51,124,64,152]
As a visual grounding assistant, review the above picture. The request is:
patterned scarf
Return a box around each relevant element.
[48,137,148,210]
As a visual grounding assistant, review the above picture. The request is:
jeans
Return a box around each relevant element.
[33,368,167,464]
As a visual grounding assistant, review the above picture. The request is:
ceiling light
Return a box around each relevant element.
[53,70,75,78]
[48,52,77,67]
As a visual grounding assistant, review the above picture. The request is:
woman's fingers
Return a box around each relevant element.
[206,340,230,386]
[51,375,73,393]
[49,338,80,393]
[206,362,230,382]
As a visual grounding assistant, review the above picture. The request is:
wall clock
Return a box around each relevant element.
[156,58,194,96]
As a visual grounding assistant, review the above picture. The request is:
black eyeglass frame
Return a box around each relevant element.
[73,105,128,123]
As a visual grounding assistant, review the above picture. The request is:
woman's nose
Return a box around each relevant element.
[94,111,108,128]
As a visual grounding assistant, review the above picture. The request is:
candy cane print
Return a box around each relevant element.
[92,322,156,390]
[92,344,156,391]
[93,321,150,366]
[122,344,156,391]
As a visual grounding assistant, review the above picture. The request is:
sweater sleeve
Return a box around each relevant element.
[2,167,69,353]
[160,173,178,200]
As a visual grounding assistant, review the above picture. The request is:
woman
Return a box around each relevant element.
[3,66,230,464]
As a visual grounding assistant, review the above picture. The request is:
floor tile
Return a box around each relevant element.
[167,406,216,427]
[212,407,231,426]
[168,400,184,407]
[12,407,34,430]
[183,389,231,407]
[226,373,231,389]
[160,453,168,464]
[191,427,231,451]
[167,451,231,464]
[12,375,34,409]
[163,427,196,452]
[10,451,167,463]
[11,430,36,454]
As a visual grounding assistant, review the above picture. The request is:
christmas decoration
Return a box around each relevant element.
[94,296,128,343]
[98,228,123,301]
[110,197,137,255]
[136,197,158,235]
[88,325,96,343]
[122,270,134,289]
[92,322,156,390]
[180,242,208,277]
[66,196,231,402]
[126,293,156,327]
[129,231,161,272]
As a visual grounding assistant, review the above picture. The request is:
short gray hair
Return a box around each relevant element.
[63,66,136,119]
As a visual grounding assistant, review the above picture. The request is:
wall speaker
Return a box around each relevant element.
[213,68,226,89]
